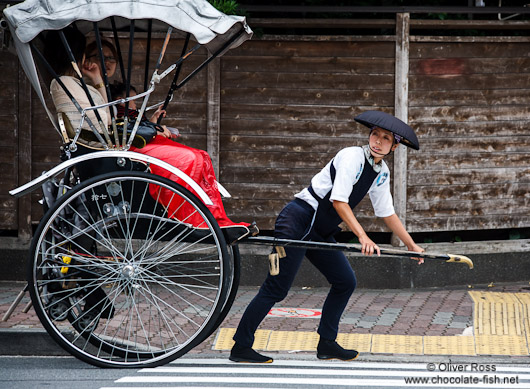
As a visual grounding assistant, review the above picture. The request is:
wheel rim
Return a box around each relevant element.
[29,172,229,367]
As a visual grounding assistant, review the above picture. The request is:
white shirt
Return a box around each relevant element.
[294,146,395,218]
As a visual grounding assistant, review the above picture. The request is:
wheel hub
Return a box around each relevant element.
[121,264,136,279]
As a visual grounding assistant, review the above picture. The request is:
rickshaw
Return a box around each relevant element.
[1,0,473,368]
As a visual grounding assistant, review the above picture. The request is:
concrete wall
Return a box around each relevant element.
[2,238,528,289]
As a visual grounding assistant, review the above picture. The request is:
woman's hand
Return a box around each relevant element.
[332,200,381,256]
[408,243,425,264]
[81,60,103,86]
[156,124,172,138]
[359,233,380,256]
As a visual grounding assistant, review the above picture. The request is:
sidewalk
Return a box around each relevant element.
[1,280,529,361]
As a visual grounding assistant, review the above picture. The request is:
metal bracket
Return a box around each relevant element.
[497,0,529,20]
[1,17,10,51]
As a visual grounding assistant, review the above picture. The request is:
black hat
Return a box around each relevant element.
[354,110,419,150]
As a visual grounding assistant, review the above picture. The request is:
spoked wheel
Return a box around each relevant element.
[215,245,241,329]
[194,244,241,345]
[28,171,230,368]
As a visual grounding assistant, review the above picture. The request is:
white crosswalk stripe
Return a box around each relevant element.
[102,358,530,389]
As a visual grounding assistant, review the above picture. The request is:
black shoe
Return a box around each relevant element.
[317,338,359,361]
[229,343,273,363]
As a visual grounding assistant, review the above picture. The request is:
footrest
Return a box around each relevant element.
[223,222,259,245]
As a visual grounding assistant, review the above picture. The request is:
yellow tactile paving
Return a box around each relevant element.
[468,291,523,336]
[423,336,476,356]
[212,328,272,351]
[213,327,235,350]
[371,334,423,354]
[336,333,372,353]
[468,291,530,356]
[212,291,530,356]
[515,292,530,347]
[253,329,273,350]
[475,335,529,356]
[213,328,529,356]
[266,331,319,351]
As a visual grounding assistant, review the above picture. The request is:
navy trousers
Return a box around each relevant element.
[233,199,357,347]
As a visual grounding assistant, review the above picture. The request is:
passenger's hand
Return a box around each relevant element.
[149,107,166,123]
[359,233,380,256]
[81,60,103,86]
[158,125,172,138]
[408,243,425,265]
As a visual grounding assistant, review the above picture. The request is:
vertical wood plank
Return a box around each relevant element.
[207,57,221,178]
[17,62,32,241]
[392,13,410,246]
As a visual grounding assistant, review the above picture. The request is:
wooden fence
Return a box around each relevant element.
[1,12,529,241]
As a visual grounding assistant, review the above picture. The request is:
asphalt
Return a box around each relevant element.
[1,280,530,363]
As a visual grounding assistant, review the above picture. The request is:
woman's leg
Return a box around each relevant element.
[232,245,306,347]
[233,199,314,346]
[304,248,358,361]
[305,249,356,341]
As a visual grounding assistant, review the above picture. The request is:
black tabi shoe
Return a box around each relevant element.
[316,338,359,361]
[229,343,273,363]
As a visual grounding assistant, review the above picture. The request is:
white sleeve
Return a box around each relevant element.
[369,166,395,218]
[329,148,364,203]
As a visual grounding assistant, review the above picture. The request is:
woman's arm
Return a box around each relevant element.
[149,106,166,123]
[82,61,107,102]
[383,213,424,263]
[333,200,380,256]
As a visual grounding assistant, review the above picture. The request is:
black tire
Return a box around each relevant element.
[216,245,241,330]
[28,171,230,368]
[193,244,241,345]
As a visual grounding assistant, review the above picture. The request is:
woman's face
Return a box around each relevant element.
[369,127,397,159]
[87,45,117,78]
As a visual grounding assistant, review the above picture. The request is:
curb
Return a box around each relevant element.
[0,328,68,356]
[1,328,528,364]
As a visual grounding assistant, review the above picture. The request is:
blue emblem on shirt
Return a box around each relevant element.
[376,172,388,186]
[355,164,363,180]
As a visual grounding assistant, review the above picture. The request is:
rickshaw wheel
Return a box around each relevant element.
[191,244,240,346]
[28,171,231,368]
[216,245,241,330]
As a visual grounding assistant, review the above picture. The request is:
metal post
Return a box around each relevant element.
[207,57,221,178]
[17,63,32,241]
[392,12,410,247]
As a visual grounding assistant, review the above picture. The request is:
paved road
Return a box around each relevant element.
[107,358,530,389]
[0,356,129,389]
[2,356,529,388]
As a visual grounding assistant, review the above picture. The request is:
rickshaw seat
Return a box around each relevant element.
[57,112,109,151]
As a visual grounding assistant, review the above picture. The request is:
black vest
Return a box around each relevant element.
[307,156,378,240]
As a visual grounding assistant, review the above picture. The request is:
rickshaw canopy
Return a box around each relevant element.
[3,0,252,47]
[2,0,252,135]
